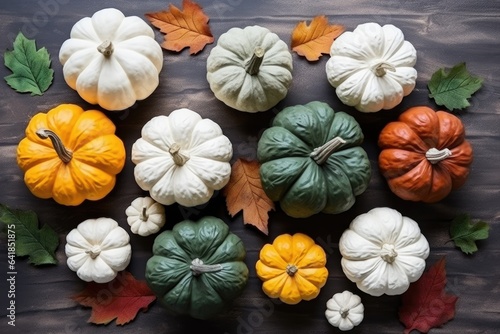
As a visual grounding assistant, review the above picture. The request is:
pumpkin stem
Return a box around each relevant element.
[380,244,398,263]
[140,207,148,221]
[190,258,223,276]
[169,143,190,166]
[310,136,347,165]
[85,246,101,260]
[97,40,114,57]
[373,62,396,77]
[340,307,350,319]
[425,147,452,164]
[245,46,265,75]
[286,264,298,276]
[36,129,73,163]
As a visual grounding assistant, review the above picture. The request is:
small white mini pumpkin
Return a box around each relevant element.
[339,207,429,296]
[326,22,417,112]
[65,217,131,283]
[125,196,166,236]
[325,290,364,331]
[59,8,163,111]
[206,25,293,112]
[131,108,233,207]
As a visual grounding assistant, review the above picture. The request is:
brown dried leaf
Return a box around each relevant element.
[145,0,214,54]
[223,159,275,235]
[291,15,345,61]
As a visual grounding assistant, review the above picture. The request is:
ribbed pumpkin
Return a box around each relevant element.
[378,106,473,202]
[255,233,328,305]
[257,101,371,218]
[16,104,125,206]
[145,216,248,319]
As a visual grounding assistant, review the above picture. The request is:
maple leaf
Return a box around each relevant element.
[72,271,156,325]
[399,258,458,334]
[428,62,483,111]
[291,15,345,61]
[223,159,275,235]
[145,0,214,54]
[449,213,489,254]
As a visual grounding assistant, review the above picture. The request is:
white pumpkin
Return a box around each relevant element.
[325,290,364,331]
[206,25,293,112]
[326,22,417,112]
[65,217,131,283]
[131,108,233,207]
[339,207,430,296]
[59,8,163,111]
[125,196,166,236]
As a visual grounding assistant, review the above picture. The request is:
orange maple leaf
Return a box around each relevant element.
[145,0,214,54]
[223,159,275,235]
[71,271,156,325]
[291,15,345,61]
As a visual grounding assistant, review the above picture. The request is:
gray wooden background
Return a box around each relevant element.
[0,0,499,333]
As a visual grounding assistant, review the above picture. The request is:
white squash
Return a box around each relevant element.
[339,207,430,296]
[206,25,293,112]
[65,217,131,283]
[325,290,364,331]
[126,196,166,236]
[131,108,233,207]
[59,8,163,111]
[325,22,417,112]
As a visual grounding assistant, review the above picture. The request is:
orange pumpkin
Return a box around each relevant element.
[16,104,126,206]
[378,106,473,202]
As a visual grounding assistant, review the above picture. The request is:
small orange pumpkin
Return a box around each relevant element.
[255,233,328,305]
[16,104,126,206]
[378,106,473,202]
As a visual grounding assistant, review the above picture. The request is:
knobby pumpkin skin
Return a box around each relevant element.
[16,104,126,206]
[255,233,328,305]
[145,216,249,320]
[378,106,473,202]
[257,101,371,218]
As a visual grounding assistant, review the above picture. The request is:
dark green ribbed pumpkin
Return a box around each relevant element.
[145,216,248,319]
[257,101,371,218]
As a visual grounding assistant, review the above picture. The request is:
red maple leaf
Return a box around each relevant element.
[399,257,458,334]
[71,271,156,325]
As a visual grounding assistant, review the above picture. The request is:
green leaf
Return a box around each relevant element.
[449,213,489,255]
[428,62,483,111]
[0,204,59,265]
[3,32,54,95]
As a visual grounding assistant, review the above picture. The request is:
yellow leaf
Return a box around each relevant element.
[291,15,345,61]
[145,0,214,54]
[223,159,275,235]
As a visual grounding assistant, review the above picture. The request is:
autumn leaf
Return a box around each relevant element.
[223,159,275,235]
[145,0,214,54]
[291,15,344,61]
[450,213,489,254]
[399,258,458,334]
[428,62,483,111]
[72,271,156,325]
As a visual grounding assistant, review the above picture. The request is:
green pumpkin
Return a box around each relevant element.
[257,101,371,218]
[145,216,249,319]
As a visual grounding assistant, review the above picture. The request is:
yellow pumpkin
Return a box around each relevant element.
[255,233,328,305]
[16,104,126,206]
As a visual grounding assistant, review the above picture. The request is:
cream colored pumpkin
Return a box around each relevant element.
[339,207,429,296]
[326,22,417,112]
[125,196,166,236]
[325,290,364,331]
[131,108,233,207]
[65,217,131,283]
[206,25,293,112]
[59,8,163,111]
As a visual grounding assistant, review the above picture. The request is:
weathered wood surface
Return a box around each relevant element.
[0,0,499,333]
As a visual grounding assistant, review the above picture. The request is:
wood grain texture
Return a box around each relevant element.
[1,0,499,333]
